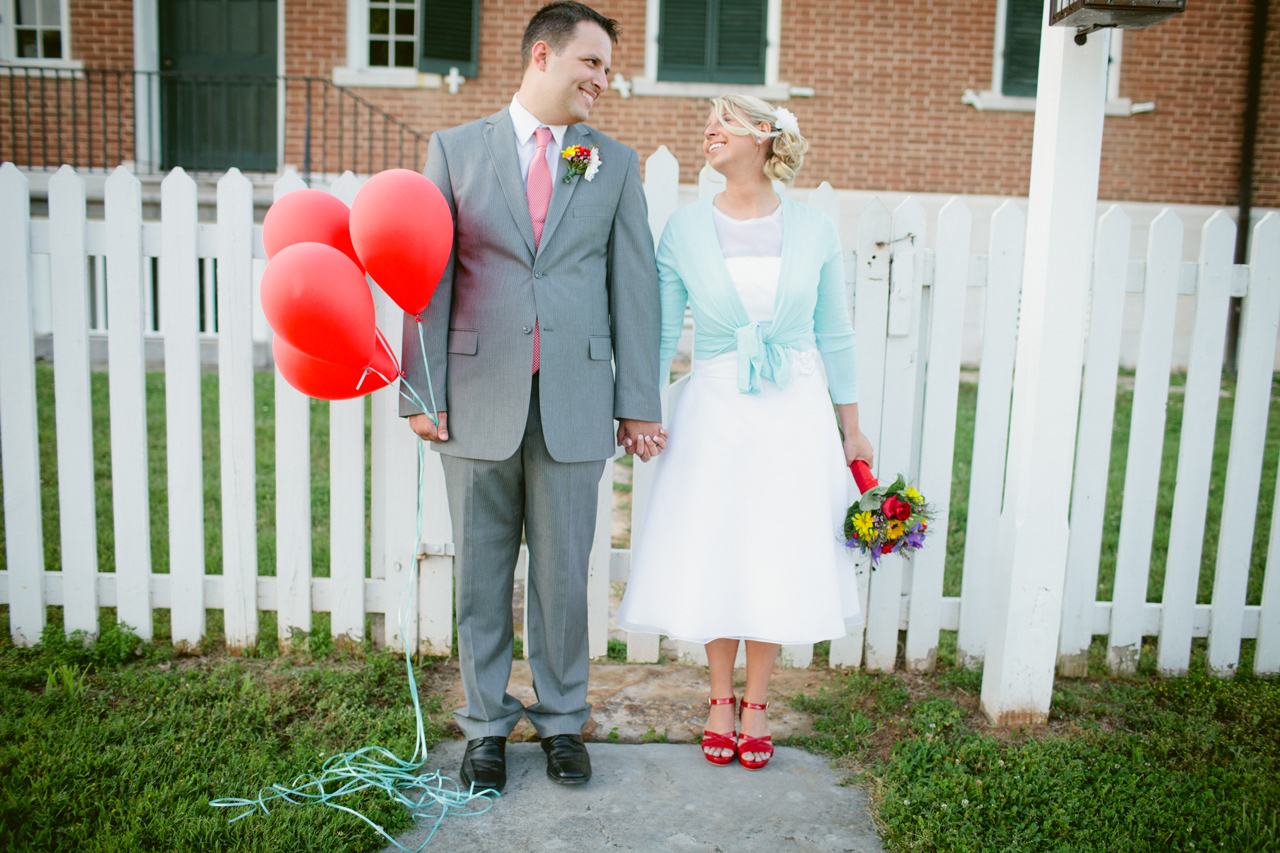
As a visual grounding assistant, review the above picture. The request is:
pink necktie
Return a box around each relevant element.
[527,127,553,374]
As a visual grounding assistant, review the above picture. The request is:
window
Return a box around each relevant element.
[658,0,766,85]
[419,0,478,78]
[368,0,416,68]
[10,0,66,60]
[960,0,1145,116]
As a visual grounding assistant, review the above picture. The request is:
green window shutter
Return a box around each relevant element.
[658,0,765,85]
[658,0,711,82]
[420,0,479,77]
[713,0,765,84]
[1002,0,1043,97]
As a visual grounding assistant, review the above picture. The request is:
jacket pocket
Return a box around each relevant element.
[588,335,612,361]
[573,205,612,218]
[448,330,478,355]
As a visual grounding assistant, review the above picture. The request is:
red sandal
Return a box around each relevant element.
[737,700,774,770]
[701,696,738,766]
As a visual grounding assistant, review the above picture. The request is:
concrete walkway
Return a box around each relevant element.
[387,740,885,852]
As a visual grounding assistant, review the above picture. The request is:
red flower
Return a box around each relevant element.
[881,543,894,554]
[882,495,912,521]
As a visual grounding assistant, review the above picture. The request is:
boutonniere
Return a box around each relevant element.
[561,145,601,183]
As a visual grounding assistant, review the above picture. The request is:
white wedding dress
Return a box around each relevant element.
[616,205,863,645]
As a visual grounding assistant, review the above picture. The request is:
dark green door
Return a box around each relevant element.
[159,0,278,172]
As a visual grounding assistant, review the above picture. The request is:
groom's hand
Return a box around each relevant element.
[618,420,667,462]
[409,411,449,442]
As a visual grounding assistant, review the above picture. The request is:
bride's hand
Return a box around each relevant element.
[843,429,874,468]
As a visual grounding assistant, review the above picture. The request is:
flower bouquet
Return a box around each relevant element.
[844,460,933,567]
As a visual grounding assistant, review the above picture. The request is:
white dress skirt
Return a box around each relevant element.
[616,254,864,646]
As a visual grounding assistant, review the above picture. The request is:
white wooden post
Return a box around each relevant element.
[980,23,1110,725]
[104,166,154,640]
[160,168,207,648]
[830,197,891,670]
[905,197,970,672]
[1209,212,1280,675]
[589,452,614,660]
[1057,205,1130,676]
[863,198,926,672]
[0,163,46,645]
[272,171,314,648]
[1156,211,1234,675]
[217,169,260,651]
[957,200,1025,669]
[624,145,681,664]
[1259,224,1280,677]
[372,289,421,652]
[48,166,100,638]
[328,172,368,644]
[1108,209,1183,675]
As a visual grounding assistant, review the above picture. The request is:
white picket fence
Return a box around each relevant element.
[1,156,1278,678]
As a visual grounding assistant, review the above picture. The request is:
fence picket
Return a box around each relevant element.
[1156,211,1234,675]
[160,168,207,647]
[104,166,154,640]
[216,169,260,650]
[957,200,1025,668]
[372,288,421,652]
[830,197,891,670]
[0,163,45,645]
[905,198,970,672]
[864,198,926,672]
[327,171,368,643]
[1057,205,1129,675]
[48,165,100,637]
[272,172,314,647]
[1109,210,1183,675]
[1209,212,1280,675]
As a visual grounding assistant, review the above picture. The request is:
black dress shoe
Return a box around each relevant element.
[541,734,591,785]
[459,736,507,794]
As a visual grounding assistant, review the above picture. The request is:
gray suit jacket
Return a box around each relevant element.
[399,108,662,463]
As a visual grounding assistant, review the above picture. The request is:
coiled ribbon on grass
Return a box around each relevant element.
[211,342,489,851]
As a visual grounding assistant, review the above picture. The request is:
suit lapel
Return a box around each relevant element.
[482,110,538,258]
[536,123,590,258]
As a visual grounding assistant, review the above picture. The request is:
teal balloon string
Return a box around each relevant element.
[210,442,495,850]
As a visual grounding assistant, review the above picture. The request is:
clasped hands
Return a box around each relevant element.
[408,412,668,462]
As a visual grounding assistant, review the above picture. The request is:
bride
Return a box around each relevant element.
[617,95,873,770]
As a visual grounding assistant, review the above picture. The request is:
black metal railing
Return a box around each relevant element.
[0,67,432,183]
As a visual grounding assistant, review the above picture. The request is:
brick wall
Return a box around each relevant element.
[39,0,1280,208]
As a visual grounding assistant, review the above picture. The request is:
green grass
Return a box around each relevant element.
[0,607,451,853]
[787,635,1280,853]
[942,375,1279,607]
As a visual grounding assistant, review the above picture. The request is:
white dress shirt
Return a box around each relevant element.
[509,93,568,189]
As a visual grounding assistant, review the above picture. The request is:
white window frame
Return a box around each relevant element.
[632,0,809,100]
[961,2,1151,117]
[333,0,443,89]
[0,0,82,70]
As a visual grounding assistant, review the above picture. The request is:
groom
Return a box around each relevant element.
[401,2,663,793]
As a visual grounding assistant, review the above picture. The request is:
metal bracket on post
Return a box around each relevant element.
[416,542,455,558]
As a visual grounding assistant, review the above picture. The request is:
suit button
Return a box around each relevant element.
[522,326,532,334]
[534,271,544,279]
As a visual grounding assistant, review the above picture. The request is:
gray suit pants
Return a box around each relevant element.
[440,375,607,739]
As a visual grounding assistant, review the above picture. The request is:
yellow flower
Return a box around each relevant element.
[886,521,905,539]
[852,511,876,539]
[903,487,924,505]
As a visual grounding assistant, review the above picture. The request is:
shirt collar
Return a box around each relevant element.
[510,93,568,150]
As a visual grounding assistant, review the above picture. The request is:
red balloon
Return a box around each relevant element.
[260,242,375,367]
[273,331,399,400]
[349,169,452,316]
[263,189,364,272]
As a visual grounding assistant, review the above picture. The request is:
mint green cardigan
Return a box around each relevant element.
[657,195,860,404]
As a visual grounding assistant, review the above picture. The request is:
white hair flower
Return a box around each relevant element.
[773,106,800,136]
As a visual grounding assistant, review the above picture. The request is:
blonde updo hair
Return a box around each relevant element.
[708,94,808,183]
